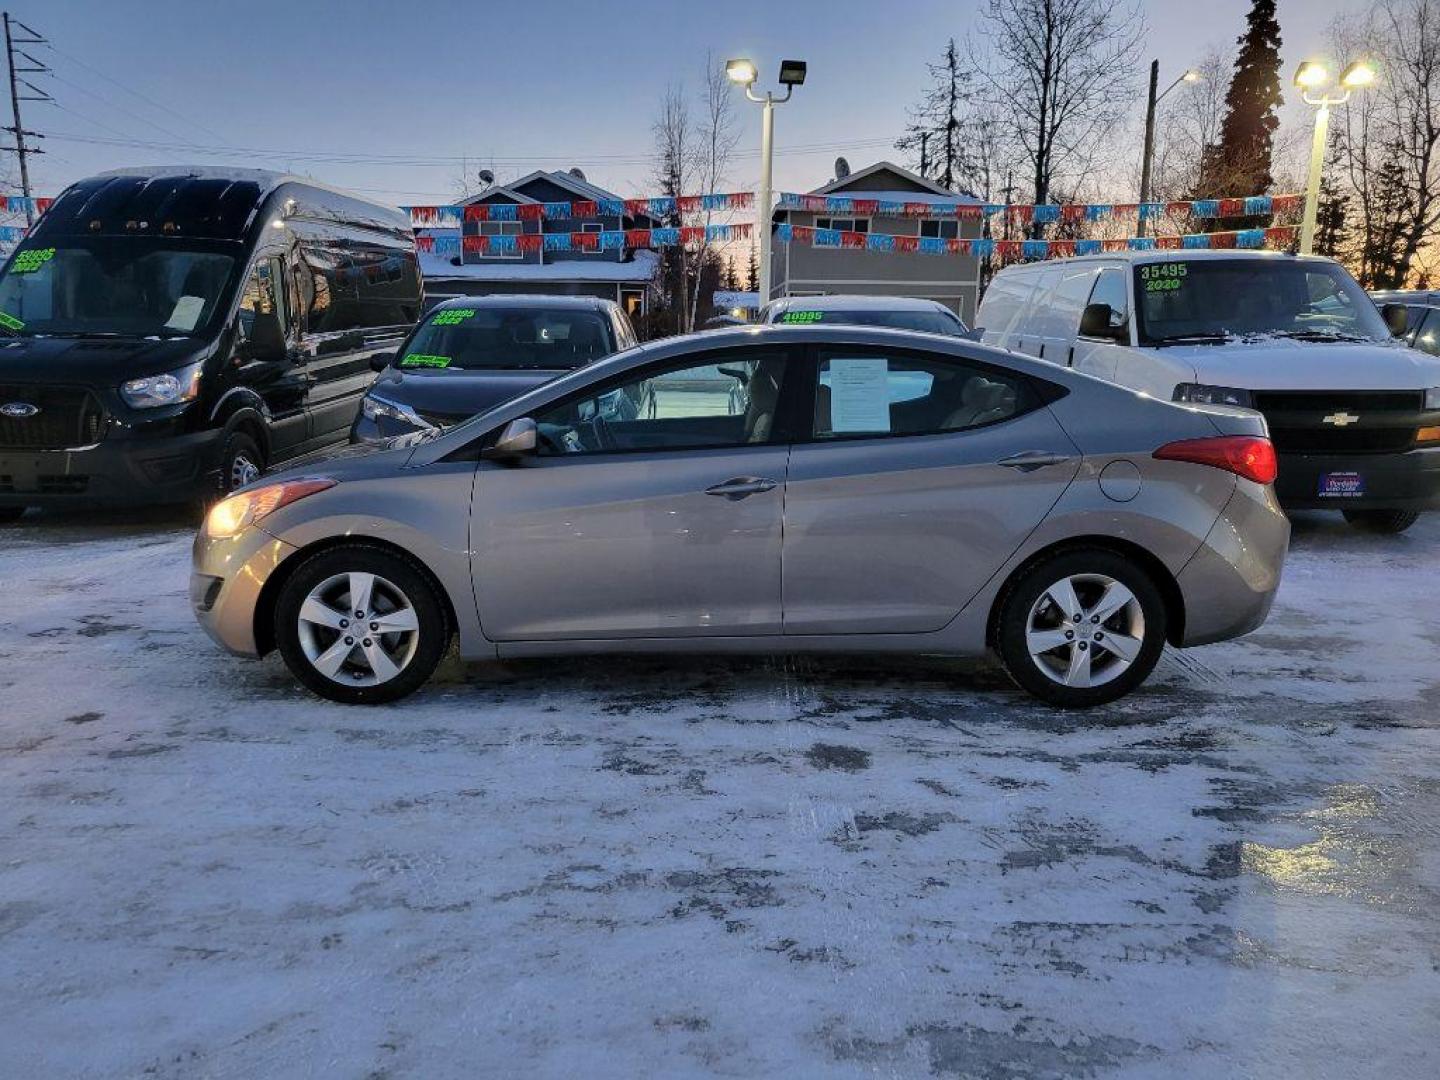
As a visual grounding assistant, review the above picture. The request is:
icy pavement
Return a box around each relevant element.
[1,509,1438,1079]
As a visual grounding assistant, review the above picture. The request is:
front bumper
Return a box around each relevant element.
[1176,479,1291,647]
[191,525,298,656]
[0,428,224,509]
[1274,446,1440,511]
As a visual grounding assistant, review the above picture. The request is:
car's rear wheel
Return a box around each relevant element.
[995,549,1168,708]
[1342,508,1419,534]
[274,545,450,704]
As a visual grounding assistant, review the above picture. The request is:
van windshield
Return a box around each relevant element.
[397,306,616,371]
[1133,258,1391,346]
[0,238,238,338]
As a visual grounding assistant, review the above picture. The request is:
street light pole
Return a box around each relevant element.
[1137,61,1199,239]
[728,58,805,308]
[1294,60,1375,256]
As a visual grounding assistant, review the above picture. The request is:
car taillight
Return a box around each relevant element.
[1153,435,1278,485]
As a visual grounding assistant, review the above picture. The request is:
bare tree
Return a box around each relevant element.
[966,0,1145,224]
[651,84,695,335]
[688,52,741,332]
[1148,48,1229,200]
[1328,0,1440,287]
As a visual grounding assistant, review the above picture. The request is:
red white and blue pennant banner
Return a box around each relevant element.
[776,223,1299,259]
[416,222,753,256]
[2,195,51,216]
[405,192,753,230]
[777,192,1303,222]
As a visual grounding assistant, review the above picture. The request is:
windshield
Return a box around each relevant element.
[398,306,616,371]
[1134,258,1391,345]
[772,307,965,335]
[0,238,238,338]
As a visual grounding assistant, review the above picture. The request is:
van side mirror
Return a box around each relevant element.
[369,350,396,373]
[1079,302,1126,342]
[482,417,537,462]
[1381,303,1409,338]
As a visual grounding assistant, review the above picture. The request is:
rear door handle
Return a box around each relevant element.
[705,476,778,499]
[997,451,1073,472]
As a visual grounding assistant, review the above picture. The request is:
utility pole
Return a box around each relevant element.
[920,132,929,178]
[3,12,49,228]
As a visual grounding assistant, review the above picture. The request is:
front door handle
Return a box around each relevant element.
[997,450,1073,472]
[705,476,778,499]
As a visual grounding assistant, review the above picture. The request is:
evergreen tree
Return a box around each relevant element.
[744,243,758,293]
[1198,0,1283,222]
[721,258,739,292]
[896,38,966,189]
[1314,128,1349,259]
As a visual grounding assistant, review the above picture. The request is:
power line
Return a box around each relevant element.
[38,39,228,144]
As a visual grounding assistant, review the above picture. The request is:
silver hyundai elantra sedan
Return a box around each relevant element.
[191,325,1289,708]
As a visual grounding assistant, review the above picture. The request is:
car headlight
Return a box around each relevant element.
[1425,387,1440,410]
[361,393,431,430]
[120,363,203,409]
[203,477,336,539]
[1173,383,1254,408]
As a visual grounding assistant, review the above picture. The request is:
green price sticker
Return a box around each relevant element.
[401,353,452,369]
[0,311,24,330]
[431,309,476,326]
[780,310,824,324]
[11,247,56,274]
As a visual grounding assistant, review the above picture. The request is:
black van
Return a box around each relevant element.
[0,167,422,519]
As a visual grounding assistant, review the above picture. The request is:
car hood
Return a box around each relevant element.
[0,335,205,382]
[1162,338,1440,391]
[370,365,569,422]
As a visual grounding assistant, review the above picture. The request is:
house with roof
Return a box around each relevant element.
[769,160,984,322]
[418,169,658,320]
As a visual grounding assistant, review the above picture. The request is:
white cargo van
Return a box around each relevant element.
[977,251,1440,533]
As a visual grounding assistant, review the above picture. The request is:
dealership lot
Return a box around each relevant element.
[2,511,1439,1078]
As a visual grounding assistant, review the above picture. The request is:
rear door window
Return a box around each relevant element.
[812,350,1036,440]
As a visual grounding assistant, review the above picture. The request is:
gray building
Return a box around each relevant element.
[418,169,657,320]
[770,161,983,322]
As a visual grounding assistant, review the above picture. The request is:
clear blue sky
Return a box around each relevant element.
[13,0,1355,206]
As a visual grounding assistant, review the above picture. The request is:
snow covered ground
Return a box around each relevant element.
[1,508,1438,1079]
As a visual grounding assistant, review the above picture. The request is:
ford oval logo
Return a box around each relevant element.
[0,401,40,418]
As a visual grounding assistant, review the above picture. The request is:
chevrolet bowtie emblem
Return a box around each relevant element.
[1323,411,1360,427]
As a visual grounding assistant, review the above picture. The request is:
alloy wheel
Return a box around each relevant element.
[296,571,421,686]
[229,453,260,490]
[1025,572,1146,689]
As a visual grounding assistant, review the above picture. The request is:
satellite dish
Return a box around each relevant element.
[568,167,587,181]
[477,169,495,187]
[834,157,851,180]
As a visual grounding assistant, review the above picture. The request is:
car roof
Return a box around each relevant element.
[765,294,955,313]
[428,294,618,313]
[993,249,1339,271]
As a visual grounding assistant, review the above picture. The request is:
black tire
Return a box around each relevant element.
[273,544,450,705]
[995,548,1168,708]
[1342,508,1419,535]
[215,429,265,498]
[0,506,25,524]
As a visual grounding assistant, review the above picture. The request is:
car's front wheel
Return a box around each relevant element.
[1342,508,1419,534]
[995,549,1168,708]
[274,545,450,704]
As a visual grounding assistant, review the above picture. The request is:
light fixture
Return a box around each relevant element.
[725,58,757,85]
[778,59,807,87]
[1341,60,1377,88]
[1294,61,1330,89]
[1182,69,1201,83]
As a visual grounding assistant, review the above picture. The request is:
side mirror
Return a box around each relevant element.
[1381,303,1409,338]
[369,350,396,373]
[482,417,537,462]
[1079,302,1125,342]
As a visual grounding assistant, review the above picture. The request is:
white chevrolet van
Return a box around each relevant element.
[978,251,1440,533]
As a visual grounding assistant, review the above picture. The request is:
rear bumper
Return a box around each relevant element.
[1176,480,1290,647]
[1275,447,1440,511]
[0,428,223,509]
